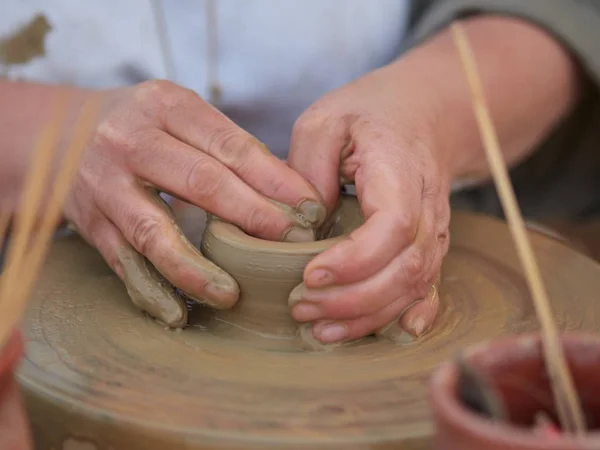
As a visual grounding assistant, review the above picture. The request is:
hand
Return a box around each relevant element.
[287,63,450,344]
[64,80,326,327]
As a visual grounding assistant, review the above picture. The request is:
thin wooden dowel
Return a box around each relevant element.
[0,93,101,349]
[8,94,101,325]
[450,22,585,434]
[0,91,70,324]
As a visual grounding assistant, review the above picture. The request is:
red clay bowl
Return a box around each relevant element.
[429,332,600,449]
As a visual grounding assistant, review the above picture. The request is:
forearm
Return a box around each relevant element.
[0,80,96,212]
[391,15,581,184]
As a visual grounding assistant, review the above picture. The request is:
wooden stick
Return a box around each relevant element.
[450,22,586,434]
[16,94,101,302]
[0,91,69,308]
[0,93,101,349]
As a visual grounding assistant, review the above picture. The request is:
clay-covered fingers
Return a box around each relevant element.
[303,157,424,289]
[288,111,351,214]
[131,80,326,232]
[73,215,189,328]
[395,284,440,337]
[123,130,316,242]
[290,191,447,345]
[94,184,240,310]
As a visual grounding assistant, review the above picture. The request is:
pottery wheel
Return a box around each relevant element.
[17,212,600,449]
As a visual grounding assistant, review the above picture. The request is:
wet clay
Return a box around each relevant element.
[17,212,600,449]
[105,189,327,331]
[200,194,372,349]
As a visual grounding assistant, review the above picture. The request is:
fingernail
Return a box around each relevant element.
[288,283,306,306]
[201,276,240,308]
[212,270,239,292]
[410,316,426,337]
[314,322,348,344]
[292,301,322,322]
[297,200,326,226]
[283,226,316,242]
[306,268,334,288]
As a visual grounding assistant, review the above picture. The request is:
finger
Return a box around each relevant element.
[95,182,240,309]
[290,198,437,322]
[310,296,412,344]
[125,130,316,241]
[288,113,351,213]
[83,215,188,328]
[397,284,440,336]
[303,155,424,289]
[377,283,440,342]
[309,282,440,345]
[153,83,326,225]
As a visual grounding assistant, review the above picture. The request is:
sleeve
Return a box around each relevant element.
[405,0,600,221]
[408,1,600,85]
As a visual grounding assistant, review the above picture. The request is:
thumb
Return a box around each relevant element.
[376,282,440,341]
[288,115,350,214]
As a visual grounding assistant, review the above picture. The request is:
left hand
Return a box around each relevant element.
[287,62,451,344]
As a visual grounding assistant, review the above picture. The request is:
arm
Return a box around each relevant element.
[399,14,581,186]
[410,0,600,218]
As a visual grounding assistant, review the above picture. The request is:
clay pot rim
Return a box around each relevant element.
[429,332,600,447]
[205,195,359,254]
[205,221,345,254]
[0,329,23,378]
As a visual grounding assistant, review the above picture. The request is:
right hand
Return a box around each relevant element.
[63,80,325,327]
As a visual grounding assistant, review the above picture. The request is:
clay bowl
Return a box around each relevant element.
[429,332,600,449]
[0,329,33,450]
[200,194,364,345]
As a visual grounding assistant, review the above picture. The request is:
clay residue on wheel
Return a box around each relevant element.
[18,211,600,449]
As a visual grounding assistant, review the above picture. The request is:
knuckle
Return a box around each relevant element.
[414,283,432,301]
[263,175,288,199]
[129,214,165,256]
[206,128,255,170]
[292,109,328,138]
[134,79,192,113]
[94,119,128,152]
[439,232,451,257]
[94,119,155,167]
[185,156,225,199]
[390,213,415,237]
[403,248,427,281]
[241,206,276,237]
[134,79,175,104]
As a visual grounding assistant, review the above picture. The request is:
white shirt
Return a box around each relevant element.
[1,0,411,158]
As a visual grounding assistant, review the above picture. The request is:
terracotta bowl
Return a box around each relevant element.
[429,332,600,449]
[0,329,33,450]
